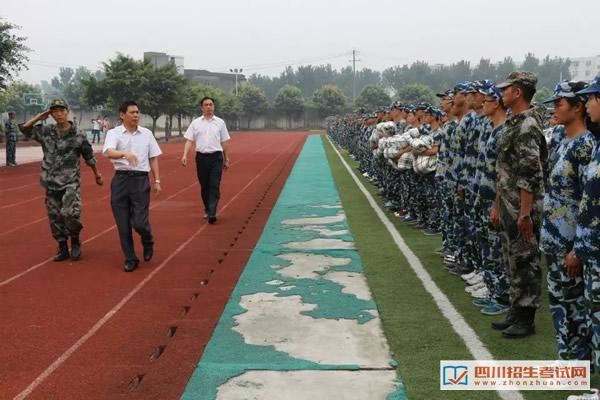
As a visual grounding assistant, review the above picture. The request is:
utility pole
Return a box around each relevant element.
[349,49,361,104]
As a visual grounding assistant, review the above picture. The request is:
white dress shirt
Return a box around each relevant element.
[184,115,230,153]
[102,125,162,172]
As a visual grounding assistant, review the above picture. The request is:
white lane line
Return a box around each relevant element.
[326,137,523,400]
[0,142,277,288]
[12,138,302,400]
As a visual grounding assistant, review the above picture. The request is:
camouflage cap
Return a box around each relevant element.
[453,81,475,94]
[482,85,503,101]
[543,81,589,103]
[390,101,404,110]
[576,74,600,96]
[415,102,431,111]
[476,79,496,95]
[48,99,69,109]
[436,89,454,98]
[496,72,537,90]
[404,105,416,113]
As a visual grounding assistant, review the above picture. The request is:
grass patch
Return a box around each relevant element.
[322,136,597,399]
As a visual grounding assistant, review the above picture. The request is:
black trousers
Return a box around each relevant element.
[110,173,153,262]
[195,151,223,217]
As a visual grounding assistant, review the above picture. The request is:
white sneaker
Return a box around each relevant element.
[466,274,484,286]
[466,282,486,293]
[461,271,478,281]
[471,287,489,299]
[567,389,600,400]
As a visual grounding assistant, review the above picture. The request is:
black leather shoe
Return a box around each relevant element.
[492,308,516,330]
[143,244,153,262]
[54,241,70,262]
[71,236,81,260]
[208,216,217,224]
[124,260,139,272]
[502,308,536,338]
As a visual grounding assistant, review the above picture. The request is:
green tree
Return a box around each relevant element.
[355,85,390,111]
[0,19,29,90]
[82,54,153,110]
[312,84,347,117]
[533,86,553,104]
[142,62,186,134]
[273,85,304,129]
[239,83,268,128]
[397,83,436,105]
[0,81,42,120]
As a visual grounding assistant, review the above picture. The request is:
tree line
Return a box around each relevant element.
[0,18,574,128]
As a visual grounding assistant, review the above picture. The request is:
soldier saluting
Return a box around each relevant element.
[19,99,103,262]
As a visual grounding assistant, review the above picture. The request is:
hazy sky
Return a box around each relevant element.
[3,0,599,84]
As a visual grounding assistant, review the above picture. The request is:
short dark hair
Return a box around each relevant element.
[119,100,138,114]
[514,83,536,103]
[200,96,215,106]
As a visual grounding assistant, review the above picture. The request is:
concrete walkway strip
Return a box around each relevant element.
[326,136,524,400]
[181,135,405,399]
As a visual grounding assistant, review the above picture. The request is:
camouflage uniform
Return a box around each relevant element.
[439,119,459,251]
[4,119,18,165]
[449,110,478,268]
[19,121,96,242]
[496,105,547,310]
[475,121,509,303]
[541,131,595,361]
[574,140,600,370]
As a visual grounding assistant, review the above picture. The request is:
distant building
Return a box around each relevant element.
[569,55,600,81]
[144,51,184,74]
[183,69,246,92]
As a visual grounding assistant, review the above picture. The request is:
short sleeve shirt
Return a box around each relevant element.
[102,125,162,172]
[184,115,230,153]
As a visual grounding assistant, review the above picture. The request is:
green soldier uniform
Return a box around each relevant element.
[493,72,548,338]
[19,99,98,261]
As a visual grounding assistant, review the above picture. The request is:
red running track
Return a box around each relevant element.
[0,131,308,400]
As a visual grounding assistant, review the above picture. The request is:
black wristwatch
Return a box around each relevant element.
[518,215,531,221]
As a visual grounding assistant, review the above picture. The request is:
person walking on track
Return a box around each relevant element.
[19,99,104,262]
[103,100,162,272]
[180,96,231,225]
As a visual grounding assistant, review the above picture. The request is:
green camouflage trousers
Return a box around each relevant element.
[499,202,542,309]
[45,186,83,242]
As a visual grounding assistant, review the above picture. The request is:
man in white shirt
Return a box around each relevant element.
[181,96,230,224]
[103,101,162,272]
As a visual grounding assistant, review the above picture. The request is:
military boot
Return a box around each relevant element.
[54,241,70,262]
[491,307,516,331]
[71,235,81,261]
[502,307,536,338]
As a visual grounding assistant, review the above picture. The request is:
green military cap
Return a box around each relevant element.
[48,99,69,109]
[496,72,537,90]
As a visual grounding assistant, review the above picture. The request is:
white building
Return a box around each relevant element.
[143,51,184,74]
[569,55,600,81]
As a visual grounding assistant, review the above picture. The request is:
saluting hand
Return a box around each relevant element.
[37,110,51,121]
